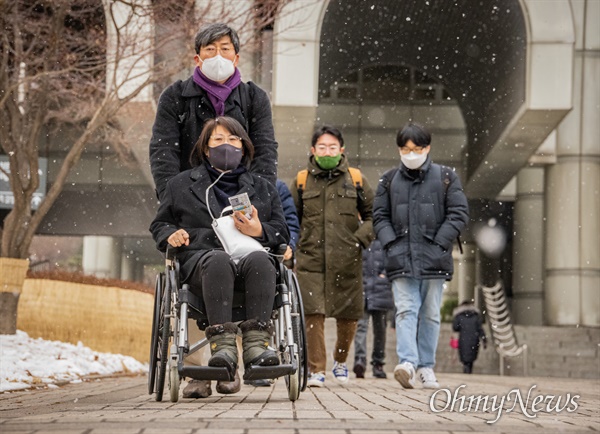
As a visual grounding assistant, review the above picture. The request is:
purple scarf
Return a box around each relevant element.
[192,67,242,116]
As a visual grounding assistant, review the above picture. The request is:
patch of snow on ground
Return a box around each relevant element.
[0,330,147,392]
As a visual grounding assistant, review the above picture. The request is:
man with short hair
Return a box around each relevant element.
[373,122,469,389]
[149,22,277,201]
[291,125,375,387]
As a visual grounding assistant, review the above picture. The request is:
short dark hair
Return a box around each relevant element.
[311,125,344,148]
[194,23,240,54]
[190,117,254,167]
[396,122,431,148]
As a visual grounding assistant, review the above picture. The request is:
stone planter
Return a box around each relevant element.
[0,257,29,334]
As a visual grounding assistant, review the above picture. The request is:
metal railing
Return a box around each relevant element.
[478,281,528,376]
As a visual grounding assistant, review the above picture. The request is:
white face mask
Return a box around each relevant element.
[401,151,427,170]
[200,54,235,82]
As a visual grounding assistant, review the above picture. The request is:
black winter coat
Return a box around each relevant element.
[149,164,289,282]
[452,304,487,364]
[373,158,469,280]
[149,76,278,200]
[276,180,300,251]
[362,239,395,312]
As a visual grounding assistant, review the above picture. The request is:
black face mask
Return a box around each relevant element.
[206,143,243,171]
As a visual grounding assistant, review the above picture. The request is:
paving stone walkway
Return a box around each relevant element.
[1,372,598,433]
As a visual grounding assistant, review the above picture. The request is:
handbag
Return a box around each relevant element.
[206,172,266,263]
[212,206,266,263]
[450,336,459,349]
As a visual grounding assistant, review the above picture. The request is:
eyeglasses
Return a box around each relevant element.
[210,135,242,145]
[400,145,426,154]
[200,45,234,57]
[314,144,341,153]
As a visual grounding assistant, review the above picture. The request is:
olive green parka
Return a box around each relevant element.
[291,155,375,320]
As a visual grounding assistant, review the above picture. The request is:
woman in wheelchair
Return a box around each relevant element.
[150,116,290,385]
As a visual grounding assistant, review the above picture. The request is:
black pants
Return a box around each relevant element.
[188,250,276,325]
[463,361,473,374]
[354,310,388,366]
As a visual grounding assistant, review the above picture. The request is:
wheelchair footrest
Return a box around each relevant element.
[243,364,295,381]
[179,366,233,381]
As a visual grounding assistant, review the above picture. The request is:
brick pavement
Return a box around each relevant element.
[1,372,598,433]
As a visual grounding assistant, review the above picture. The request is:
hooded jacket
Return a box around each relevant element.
[291,155,375,320]
[149,76,278,200]
[150,163,289,282]
[362,239,395,312]
[373,157,469,280]
[452,303,487,363]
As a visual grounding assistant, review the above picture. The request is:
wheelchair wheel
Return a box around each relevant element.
[169,365,180,402]
[154,276,171,401]
[148,273,163,395]
[285,268,308,399]
[288,270,308,392]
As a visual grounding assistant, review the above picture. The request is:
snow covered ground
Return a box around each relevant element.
[0,330,147,393]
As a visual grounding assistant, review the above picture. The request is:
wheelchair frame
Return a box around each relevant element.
[148,249,308,402]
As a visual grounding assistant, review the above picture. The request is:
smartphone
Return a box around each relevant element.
[229,193,252,218]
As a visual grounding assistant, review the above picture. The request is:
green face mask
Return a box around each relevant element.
[315,154,342,170]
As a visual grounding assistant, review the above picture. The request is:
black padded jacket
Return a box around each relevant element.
[373,158,469,281]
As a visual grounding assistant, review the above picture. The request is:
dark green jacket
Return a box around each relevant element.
[291,155,375,319]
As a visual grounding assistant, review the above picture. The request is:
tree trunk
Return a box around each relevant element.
[0,257,29,334]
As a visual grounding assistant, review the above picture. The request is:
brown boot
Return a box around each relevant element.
[216,371,241,394]
[182,379,212,398]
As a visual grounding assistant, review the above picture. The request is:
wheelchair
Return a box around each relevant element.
[148,247,308,402]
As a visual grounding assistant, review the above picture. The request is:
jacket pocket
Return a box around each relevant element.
[336,187,359,216]
[384,238,408,273]
[422,235,453,273]
[301,190,322,217]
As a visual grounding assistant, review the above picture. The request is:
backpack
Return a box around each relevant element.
[295,167,366,223]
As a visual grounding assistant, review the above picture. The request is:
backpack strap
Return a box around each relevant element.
[238,82,251,132]
[348,167,366,219]
[295,170,309,224]
[439,165,463,254]
[348,167,363,188]
[178,97,193,132]
[296,169,308,191]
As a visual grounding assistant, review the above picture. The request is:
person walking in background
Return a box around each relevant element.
[452,300,487,374]
[291,125,374,387]
[373,122,469,389]
[353,239,395,379]
[276,179,300,268]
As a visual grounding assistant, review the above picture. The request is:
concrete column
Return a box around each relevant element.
[454,242,477,304]
[82,236,122,279]
[120,253,137,281]
[272,105,318,181]
[512,167,545,325]
[545,6,600,326]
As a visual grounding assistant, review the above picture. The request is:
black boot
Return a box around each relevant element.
[372,364,387,379]
[240,319,279,368]
[205,322,239,377]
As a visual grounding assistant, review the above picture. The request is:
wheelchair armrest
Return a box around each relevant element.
[275,244,288,255]
[165,245,178,260]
